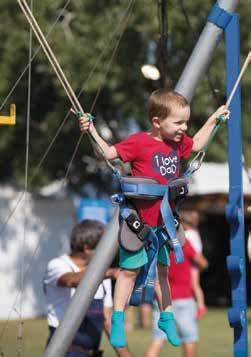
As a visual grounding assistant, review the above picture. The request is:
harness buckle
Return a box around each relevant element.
[168,178,188,200]
[126,214,143,232]
[125,214,150,242]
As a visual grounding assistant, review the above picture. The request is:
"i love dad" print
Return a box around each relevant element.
[151,151,180,180]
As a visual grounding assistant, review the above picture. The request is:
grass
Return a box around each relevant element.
[0,308,251,356]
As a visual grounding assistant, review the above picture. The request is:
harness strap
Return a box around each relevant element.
[120,178,188,201]
[120,182,166,198]
[129,225,176,306]
[120,205,150,241]
[118,177,186,263]
[184,114,227,177]
[160,189,184,263]
[129,229,158,306]
[117,176,185,305]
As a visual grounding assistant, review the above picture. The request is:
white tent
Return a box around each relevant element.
[0,185,75,320]
[188,162,251,195]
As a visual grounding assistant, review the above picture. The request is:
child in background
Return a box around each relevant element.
[180,210,207,319]
[144,239,208,357]
[79,89,229,349]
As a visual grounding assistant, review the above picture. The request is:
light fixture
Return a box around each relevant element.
[141,64,160,81]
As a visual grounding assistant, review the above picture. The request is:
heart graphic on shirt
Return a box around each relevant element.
[151,151,180,180]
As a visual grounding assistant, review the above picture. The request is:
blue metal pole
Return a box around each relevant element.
[225,14,248,357]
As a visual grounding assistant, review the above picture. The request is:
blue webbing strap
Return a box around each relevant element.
[118,178,184,305]
[160,189,184,263]
[207,3,233,30]
[120,181,184,262]
[120,182,166,198]
[129,229,158,306]
[120,204,134,221]
[129,226,175,306]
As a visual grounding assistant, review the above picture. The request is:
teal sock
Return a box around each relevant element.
[109,311,126,348]
[158,311,181,347]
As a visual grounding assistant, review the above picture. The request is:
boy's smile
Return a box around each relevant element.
[152,105,190,142]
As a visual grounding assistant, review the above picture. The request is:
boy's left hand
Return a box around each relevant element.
[212,105,230,122]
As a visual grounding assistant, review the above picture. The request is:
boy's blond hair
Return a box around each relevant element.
[147,89,189,122]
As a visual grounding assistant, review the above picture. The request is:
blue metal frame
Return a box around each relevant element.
[208,3,248,355]
[225,14,248,357]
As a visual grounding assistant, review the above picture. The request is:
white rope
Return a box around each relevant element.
[0,0,135,239]
[16,0,33,355]
[0,2,135,344]
[0,0,74,112]
[18,0,118,170]
[18,0,82,114]
[226,51,251,107]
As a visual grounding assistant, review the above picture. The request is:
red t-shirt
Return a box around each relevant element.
[114,131,193,226]
[169,240,197,299]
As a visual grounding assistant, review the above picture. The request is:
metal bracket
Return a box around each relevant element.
[0,104,16,125]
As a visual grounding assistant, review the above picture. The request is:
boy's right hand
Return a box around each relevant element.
[79,113,93,132]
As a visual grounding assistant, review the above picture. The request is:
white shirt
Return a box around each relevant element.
[43,254,113,328]
[185,229,202,254]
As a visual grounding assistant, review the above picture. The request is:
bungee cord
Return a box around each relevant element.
[0,0,135,238]
[226,52,251,107]
[178,0,222,107]
[178,0,251,176]
[17,1,33,354]
[186,51,251,176]
[0,2,34,355]
[157,0,168,87]
[0,0,74,113]
[0,1,136,350]
[89,3,134,114]
[18,0,83,115]
[17,0,118,174]
[242,154,251,184]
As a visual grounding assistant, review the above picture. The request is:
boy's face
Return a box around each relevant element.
[153,104,190,142]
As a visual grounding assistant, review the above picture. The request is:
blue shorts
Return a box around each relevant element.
[152,299,198,343]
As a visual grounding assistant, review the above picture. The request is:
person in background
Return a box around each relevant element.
[144,239,208,357]
[138,303,152,329]
[43,219,131,357]
[180,210,207,319]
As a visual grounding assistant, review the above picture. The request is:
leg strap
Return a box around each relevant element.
[129,229,158,306]
[160,189,184,263]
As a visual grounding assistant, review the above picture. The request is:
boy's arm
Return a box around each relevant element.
[57,270,86,288]
[79,114,118,160]
[192,252,209,271]
[192,105,230,152]
[57,267,119,288]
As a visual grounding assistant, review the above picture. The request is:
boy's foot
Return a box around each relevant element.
[158,311,181,347]
[196,306,207,320]
[110,311,127,348]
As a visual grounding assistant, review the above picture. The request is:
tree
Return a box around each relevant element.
[0,0,250,192]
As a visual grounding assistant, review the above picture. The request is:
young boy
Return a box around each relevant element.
[79,89,229,349]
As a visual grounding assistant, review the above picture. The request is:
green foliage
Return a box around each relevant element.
[0,1,250,190]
